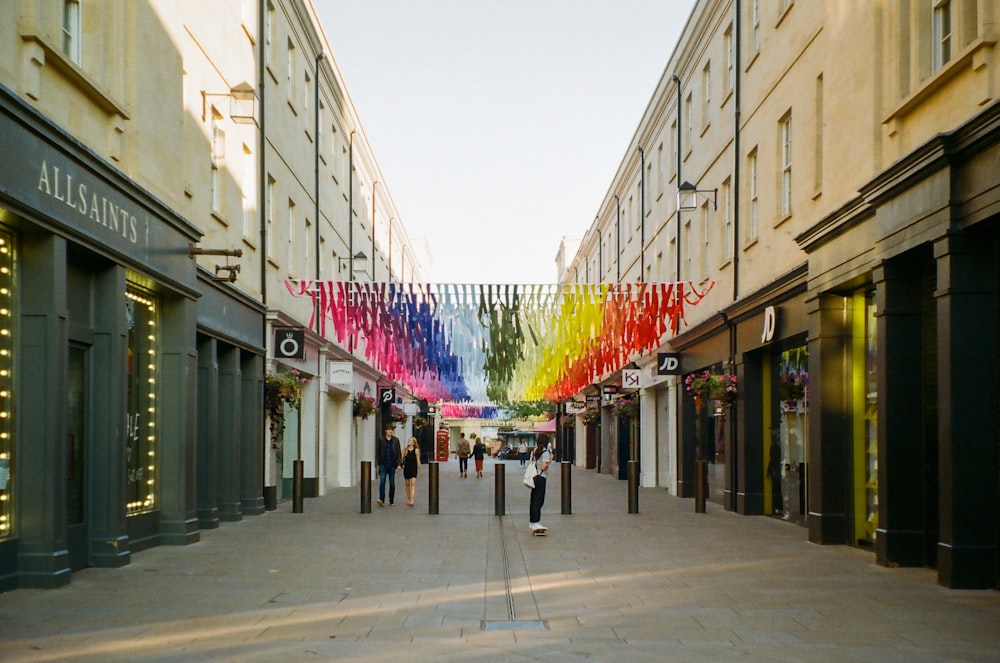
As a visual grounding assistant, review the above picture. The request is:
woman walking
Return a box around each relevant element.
[528,434,552,532]
[402,437,422,506]
[473,435,486,477]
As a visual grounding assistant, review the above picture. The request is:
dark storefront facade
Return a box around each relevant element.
[798,101,1000,589]
[0,85,265,590]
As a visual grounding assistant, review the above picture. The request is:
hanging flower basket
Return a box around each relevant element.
[611,394,639,421]
[685,366,738,412]
[779,370,808,403]
[412,415,428,430]
[265,369,310,451]
[582,409,600,426]
[352,393,377,420]
[390,404,406,423]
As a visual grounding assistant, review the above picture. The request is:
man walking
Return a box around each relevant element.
[457,432,471,478]
[376,423,402,506]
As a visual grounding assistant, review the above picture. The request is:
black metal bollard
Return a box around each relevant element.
[561,461,572,514]
[627,460,639,514]
[293,459,305,513]
[695,459,707,513]
[495,463,505,515]
[360,460,372,514]
[428,462,439,514]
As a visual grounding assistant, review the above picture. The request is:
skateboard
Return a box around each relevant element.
[531,526,547,536]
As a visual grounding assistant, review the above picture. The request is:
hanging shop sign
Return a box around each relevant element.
[657,352,682,375]
[326,360,352,386]
[622,369,640,390]
[274,327,305,359]
[762,306,777,343]
[378,386,396,406]
[564,401,587,415]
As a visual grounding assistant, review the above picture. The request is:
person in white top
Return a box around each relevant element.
[528,434,552,531]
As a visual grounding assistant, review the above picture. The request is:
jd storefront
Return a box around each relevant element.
[0,87,205,589]
[729,272,810,526]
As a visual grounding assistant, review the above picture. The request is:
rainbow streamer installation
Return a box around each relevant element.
[285,281,713,404]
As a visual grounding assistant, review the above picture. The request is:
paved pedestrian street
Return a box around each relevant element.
[1,459,998,662]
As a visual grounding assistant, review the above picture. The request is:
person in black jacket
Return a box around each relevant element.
[376,423,402,506]
[472,435,487,477]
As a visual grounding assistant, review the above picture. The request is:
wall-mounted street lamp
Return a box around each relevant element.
[200,82,257,124]
[677,180,717,212]
[337,251,368,280]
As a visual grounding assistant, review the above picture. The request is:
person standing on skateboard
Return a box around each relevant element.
[529,434,552,533]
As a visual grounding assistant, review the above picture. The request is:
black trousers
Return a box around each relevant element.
[529,476,547,523]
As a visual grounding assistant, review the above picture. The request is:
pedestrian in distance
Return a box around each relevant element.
[376,423,402,506]
[528,433,553,534]
[518,439,528,465]
[457,432,471,478]
[472,434,486,478]
[402,436,422,506]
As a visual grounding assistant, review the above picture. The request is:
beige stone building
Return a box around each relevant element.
[0,0,423,589]
[564,0,1000,589]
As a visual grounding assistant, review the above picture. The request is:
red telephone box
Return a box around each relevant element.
[435,429,450,462]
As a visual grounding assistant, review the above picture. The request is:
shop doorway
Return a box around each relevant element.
[66,343,90,571]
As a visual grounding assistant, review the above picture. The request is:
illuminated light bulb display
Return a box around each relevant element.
[0,231,12,536]
[125,285,158,514]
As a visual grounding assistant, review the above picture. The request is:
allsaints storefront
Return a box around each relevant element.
[0,85,264,590]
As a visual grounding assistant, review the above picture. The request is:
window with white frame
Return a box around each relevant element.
[287,199,296,270]
[62,0,82,64]
[670,121,677,182]
[287,39,296,104]
[751,0,761,55]
[724,24,735,95]
[304,71,310,115]
[702,61,711,129]
[265,1,275,67]
[722,177,733,261]
[211,119,225,215]
[266,175,275,256]
[242,144,253,238]
[814,75,823,193]
[304,218,311,270]
[700,202,710,282]
[685,93,693,153]
[684,219,693,281]
[636,182,642,229]
[932,0,952,72]
[780,111,792,217]
[748,148,759,242]
[656,142,664,198]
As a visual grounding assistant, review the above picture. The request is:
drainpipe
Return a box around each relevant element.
[258,0,268,307]
[733,1,741,303]
[728,0,743,513]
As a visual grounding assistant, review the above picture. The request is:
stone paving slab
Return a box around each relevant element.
[0,457,998,662]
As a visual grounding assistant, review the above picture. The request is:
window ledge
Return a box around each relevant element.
[884,39,996,129]
[774,212,792,228]
[21,34,129,119]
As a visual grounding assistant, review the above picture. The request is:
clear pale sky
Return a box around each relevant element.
[318,0,697,285]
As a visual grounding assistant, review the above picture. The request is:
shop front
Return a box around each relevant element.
[731,276,810,524]
[0,85,228,589]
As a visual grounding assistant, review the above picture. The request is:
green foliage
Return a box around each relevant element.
[501,400,555,420]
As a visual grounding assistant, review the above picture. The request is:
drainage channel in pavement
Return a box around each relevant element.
[481,514,548,631]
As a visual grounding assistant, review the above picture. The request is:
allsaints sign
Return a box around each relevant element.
[36,160,139,244]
